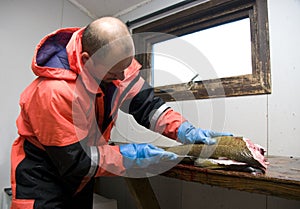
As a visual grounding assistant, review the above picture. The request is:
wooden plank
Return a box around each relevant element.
[125,178,161,209]
[96,156,299,209]
[161,156,300,200]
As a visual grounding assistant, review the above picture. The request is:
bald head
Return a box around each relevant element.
[90,17,131,41]
[82,17,134,63]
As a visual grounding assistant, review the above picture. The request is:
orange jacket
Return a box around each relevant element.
[11,27,185,197]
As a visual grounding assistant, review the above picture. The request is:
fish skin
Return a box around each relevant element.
[165,136,268,172]
[194,158,265,174]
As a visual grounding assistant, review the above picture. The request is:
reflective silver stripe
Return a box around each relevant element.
[86,146,98,177]
[150,104,170,131]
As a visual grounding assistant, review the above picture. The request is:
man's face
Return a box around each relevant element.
[82,36,135,83]
[93,56,133,83]
[86,43,134,83]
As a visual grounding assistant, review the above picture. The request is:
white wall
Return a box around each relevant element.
[105,0,300,209]
[267,0,300,157]
[0,0,92,201]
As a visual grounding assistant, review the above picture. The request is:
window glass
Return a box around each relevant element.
[152,18,252,87]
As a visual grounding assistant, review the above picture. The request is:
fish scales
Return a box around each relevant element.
[165,136,267,171]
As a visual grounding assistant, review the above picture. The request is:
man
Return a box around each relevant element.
[11,17,231,209]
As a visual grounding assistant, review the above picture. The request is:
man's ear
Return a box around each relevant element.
[81,52,92,65]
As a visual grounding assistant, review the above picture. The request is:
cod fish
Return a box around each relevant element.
[165,136,268,173]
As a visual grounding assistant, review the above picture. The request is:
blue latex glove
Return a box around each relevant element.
[119,143,178,169]
[177,121,233,145]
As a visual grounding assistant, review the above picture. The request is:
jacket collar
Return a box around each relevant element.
[66,27,103,94]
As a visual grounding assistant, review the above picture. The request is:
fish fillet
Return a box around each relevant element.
[165,136,268,172]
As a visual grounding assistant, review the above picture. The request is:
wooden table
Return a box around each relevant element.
[126,156,300,209]
[162,156,300,200]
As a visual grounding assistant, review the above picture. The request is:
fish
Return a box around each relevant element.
[164,136,268,173]
[193,158,265,174]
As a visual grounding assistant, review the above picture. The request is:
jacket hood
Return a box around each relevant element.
[31,27,142,94]
[31,27,109,94]
[31,27,81,80]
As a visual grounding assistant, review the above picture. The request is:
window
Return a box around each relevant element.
[131,0,271,101]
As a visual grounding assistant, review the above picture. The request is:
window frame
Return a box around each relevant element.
[131,0,271,101]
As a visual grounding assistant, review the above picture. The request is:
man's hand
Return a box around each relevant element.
[119,143,178,169]
[177,121,233,145]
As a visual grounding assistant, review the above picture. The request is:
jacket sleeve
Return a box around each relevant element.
[25,79,125,194]
[43,141,125,194]
[120,79,186,140]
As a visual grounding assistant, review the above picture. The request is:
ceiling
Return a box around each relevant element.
[67,0,152,19]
